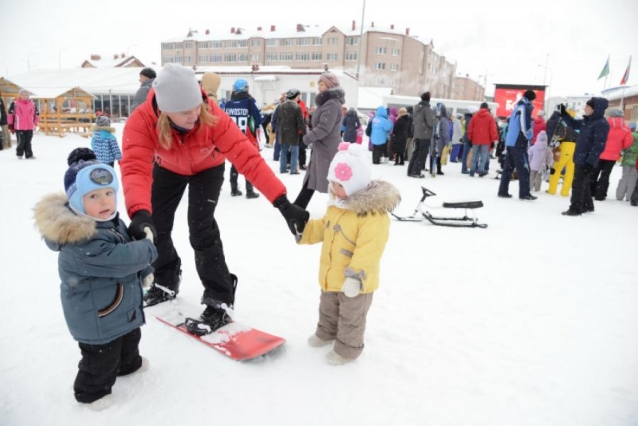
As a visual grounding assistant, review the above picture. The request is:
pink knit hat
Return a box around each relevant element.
[319,72,340,89]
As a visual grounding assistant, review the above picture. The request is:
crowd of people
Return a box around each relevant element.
[19,63,638,410]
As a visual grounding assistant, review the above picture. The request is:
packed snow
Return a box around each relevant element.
[1,124,637,426]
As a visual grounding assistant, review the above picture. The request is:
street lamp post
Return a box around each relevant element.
[538,57,553,115]
[355,0,366,81]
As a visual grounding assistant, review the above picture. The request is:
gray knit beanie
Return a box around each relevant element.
[95,116,110,127]
[607,108,624,118]
[153,64,202,112]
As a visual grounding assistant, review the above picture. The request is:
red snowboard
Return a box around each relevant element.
[148,299,285,361]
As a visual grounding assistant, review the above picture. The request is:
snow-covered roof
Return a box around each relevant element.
[9,68,145,96]
[82,55,145,69]
[602,84,638,100]
[0,77,24,94]
[163,24,430,45]
[30,87,95,99]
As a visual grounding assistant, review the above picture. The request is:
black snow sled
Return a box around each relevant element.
[392,187,487,229]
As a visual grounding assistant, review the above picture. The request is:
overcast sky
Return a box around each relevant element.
[1,0,636,98]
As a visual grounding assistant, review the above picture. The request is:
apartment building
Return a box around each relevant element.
[160,22,458,97]
[453,75,486,102]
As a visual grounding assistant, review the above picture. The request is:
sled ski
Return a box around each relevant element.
[392,187,487,228]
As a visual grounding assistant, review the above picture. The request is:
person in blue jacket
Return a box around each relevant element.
[498,90,537,200]
[370,106,393,164]
[90,116,122,167]
[224,79,263,198]
[559,97,610,215]
[34,148,157,409]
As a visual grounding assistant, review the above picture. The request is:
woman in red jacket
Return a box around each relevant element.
[590,108,633,200]
[120,64,308,335]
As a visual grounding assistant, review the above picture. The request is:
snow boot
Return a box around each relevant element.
[246,190,260,199]
[231,187,243,197]
[308,334,334,348]
[325,350,353,365]
[185,302,232,336]
[143,261,181,307]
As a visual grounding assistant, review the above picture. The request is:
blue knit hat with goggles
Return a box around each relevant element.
[64,148,118,215]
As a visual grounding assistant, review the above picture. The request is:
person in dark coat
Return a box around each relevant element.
[131,68,156,113]
[293,72,345,209]
[276,89,306,174]
[559,97,610,215]
[342,108,361,143]
[392,108,411,165]
[0,97,9,149]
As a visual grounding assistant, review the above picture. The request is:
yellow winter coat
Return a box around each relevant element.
[298,180,400,294]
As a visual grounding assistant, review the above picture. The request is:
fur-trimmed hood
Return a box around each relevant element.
[329,180,400,215]
[33,193,97,249]
[91,125,115,133]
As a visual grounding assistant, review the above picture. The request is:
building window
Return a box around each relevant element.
[295,52,310,61]
[327,37,339,45]
[224,53,236,62]
[198,41,210,49]
[375,77,386,85]
[251,39,260,47]
[279,52,293,61]
[313,37,322,45]
[346,37,359,46]
[345,52,358,61]
[185,42,194,49]
[163,56,174,63]
[312,52,322,61]
[632,105,638,120]
[375,47,387,55]
[212,41,222,48]
[266,39,278,47]
[251,53,260,61]
[298,38,311,46]
[327,53,338,61]
[282,38,293,46]
[198,54,208,62]
[210,54,222,63]
[374,62,386,70]
[237,40,247,48]
[392,48,400,56]
[266,53,278,62]
[225,41,236,49]
[237,54,248,62]
[390,64,399,71]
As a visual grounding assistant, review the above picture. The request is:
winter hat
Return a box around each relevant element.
[95,116,110,127]
[286,88,300,99]
[480,102,489,109]
[536,130,548,145]
[64,148,118,215]
[327,142,372,197]
[420,92,431,102]
[586,98,595,109]
[468,106,478,114]
[153,64,202,113]
[608,107,624,117]
[201,72,221,101]
[18,89,29,97]
[398,107,407,116]
[523,90,536,101]
[140,67,156,79]
[319,72,340,89]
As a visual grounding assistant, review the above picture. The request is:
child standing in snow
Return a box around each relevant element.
[299,142,400,364]
[91,116,122,167]
[528,130,553,192]
[34,148,157,410]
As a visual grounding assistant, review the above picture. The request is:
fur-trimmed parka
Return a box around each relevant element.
[34,193,157,345]
[298,180,400,294]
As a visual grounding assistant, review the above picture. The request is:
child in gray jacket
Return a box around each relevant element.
[34,148,157,410]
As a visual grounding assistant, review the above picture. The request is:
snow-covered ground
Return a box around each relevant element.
[1,125,637,426]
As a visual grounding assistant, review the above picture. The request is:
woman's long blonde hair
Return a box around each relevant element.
[156,102,219,150]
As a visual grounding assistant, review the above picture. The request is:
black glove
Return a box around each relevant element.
[274,195,309,237]
[558,104,567,117]
[128,210,156,241]
[550,167,556,175]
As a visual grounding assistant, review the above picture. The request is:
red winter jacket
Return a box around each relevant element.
[531,116,547,145]
[121,88,286,217]
[467,109,498,145]
[599,117,633,161]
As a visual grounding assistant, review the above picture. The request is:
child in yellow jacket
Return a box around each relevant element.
[298,142,400,364]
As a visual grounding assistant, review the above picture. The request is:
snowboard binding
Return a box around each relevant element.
[392,186,487,228]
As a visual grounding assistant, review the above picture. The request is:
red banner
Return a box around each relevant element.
[494,88,545,119]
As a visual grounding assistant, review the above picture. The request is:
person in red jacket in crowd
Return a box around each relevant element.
[296,96,310,169]
[120,64,309,335]
[590,108,633,200]
[531,109,547,145]
[467,102,498,177]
